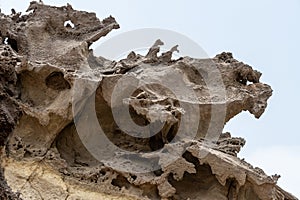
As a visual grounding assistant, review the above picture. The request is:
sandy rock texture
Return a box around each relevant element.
[0,1,298,200]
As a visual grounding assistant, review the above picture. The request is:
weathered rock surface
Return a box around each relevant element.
[0,2,297,200]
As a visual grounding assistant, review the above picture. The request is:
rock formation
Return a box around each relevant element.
[0,2,297,200]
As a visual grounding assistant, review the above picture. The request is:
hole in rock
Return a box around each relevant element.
[3,37,18,52]
[7,38,18,52]
[3,37,8,45]
[55,123,101,167]
[153,169,163,176]
[170,152,226,199]
[45,71,71,91]
[64,20,75,28]
[129,86,182,151]
[140,184,160,200]
[130,174,137,180]
[111,175,131,190]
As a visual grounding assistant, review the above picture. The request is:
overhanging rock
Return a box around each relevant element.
[0,2,297,200]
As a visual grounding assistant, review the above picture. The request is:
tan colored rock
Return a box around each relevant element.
[0,2,297,200]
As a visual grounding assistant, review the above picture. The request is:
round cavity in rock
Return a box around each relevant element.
[64,20,75,28]
[45,72,71,91]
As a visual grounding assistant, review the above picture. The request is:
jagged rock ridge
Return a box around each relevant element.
[0,1,297,200]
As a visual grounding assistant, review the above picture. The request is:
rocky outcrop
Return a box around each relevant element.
[0,2,297,200]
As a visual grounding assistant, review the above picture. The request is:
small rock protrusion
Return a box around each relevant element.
[66,3,73,10]
[126,51,137,61]
[159,45,179,63]
[11,9,16,15]
[271,174,281,183]
[215,52,237,63]
[145,39,164,59]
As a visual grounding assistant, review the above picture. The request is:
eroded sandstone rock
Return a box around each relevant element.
[0,2,297,200]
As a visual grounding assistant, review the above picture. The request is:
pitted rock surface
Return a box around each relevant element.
[0,2,297,200]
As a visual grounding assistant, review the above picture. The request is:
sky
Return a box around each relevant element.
[1,0,299,197]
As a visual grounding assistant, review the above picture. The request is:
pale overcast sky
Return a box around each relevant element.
[1,0,299,197]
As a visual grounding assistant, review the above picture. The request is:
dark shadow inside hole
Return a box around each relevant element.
[45,71,71,91]
[3,37,18,52]
[111,175,131,190]
[7,38,18,52]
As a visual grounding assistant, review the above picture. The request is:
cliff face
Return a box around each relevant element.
[0,2,297,200]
